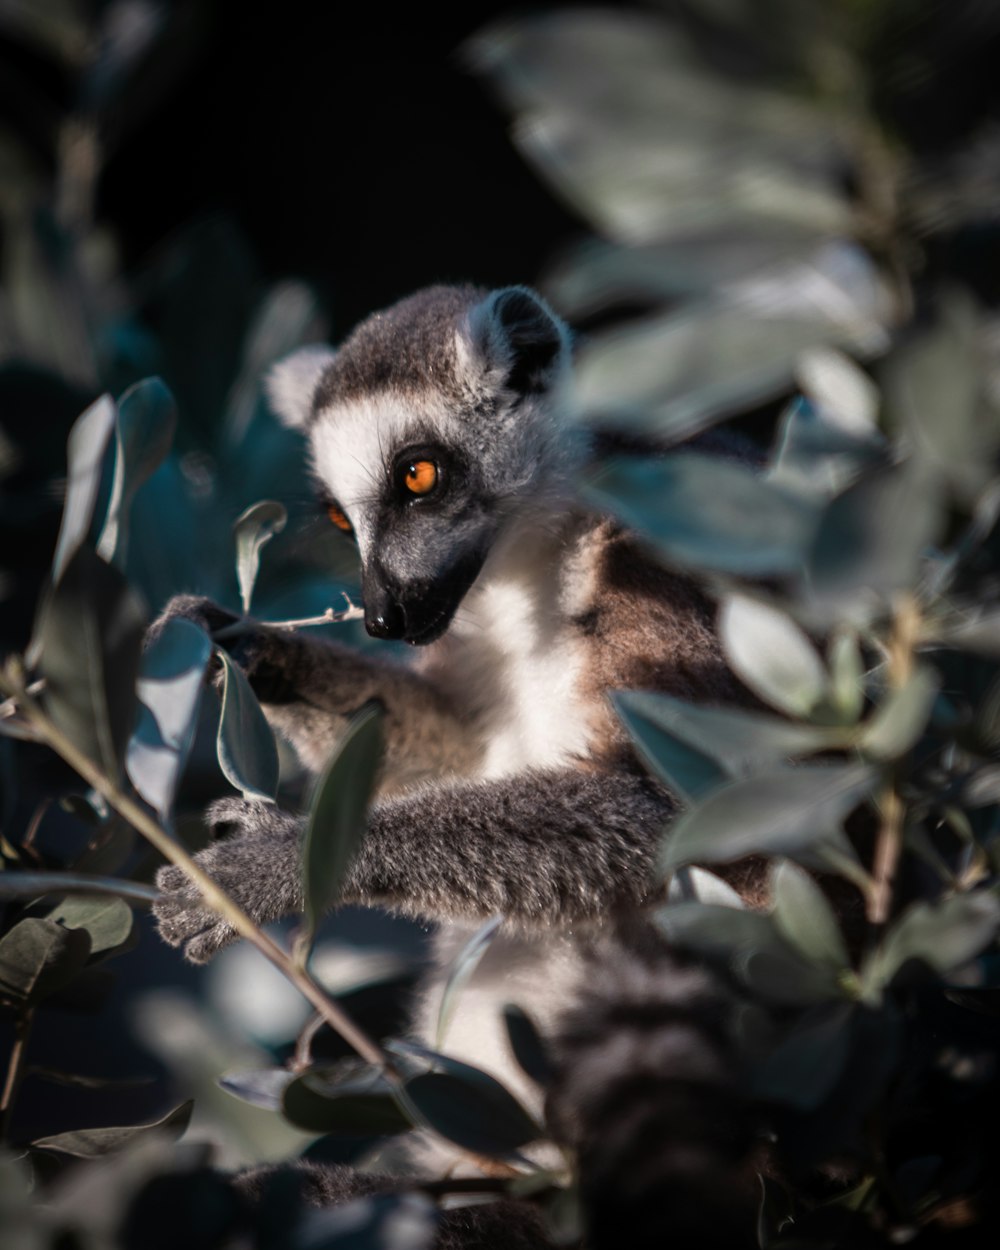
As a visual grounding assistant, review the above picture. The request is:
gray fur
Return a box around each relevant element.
[150,284,758,1244]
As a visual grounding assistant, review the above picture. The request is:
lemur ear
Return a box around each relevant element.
[265,346,337,429]
[467,286,569,396]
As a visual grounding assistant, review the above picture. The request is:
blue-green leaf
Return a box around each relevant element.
[435,916,502,1049]
[96,378,177,568]
[719,594,828,718]
[233,499,288,615]
[771,860,849,970]
[216,651,279,801]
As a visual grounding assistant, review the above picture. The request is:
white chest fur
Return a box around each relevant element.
[418,510,595,780]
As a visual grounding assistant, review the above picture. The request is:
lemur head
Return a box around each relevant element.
[267,284,575,645]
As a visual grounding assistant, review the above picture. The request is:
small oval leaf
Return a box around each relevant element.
[401,1069,540,1158]
[859,666,940,761]
[0,918,92,1003]
[216,650,280,801]
[719,594,828,718]
[300,703,384,950]
[234,500,288,614]
[771,860,849,970]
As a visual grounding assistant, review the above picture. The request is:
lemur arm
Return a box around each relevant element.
[153,770,675,964]
[152,595,478,777]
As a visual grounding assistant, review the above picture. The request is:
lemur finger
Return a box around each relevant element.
[184,922,239,965]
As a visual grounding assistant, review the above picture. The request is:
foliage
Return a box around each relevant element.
[2,0,1000,1247]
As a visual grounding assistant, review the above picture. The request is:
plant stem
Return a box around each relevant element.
[868,595,921,926]
[0,673,396,1082]
[0,1008,35,1141]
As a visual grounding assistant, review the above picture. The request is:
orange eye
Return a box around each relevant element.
[327,503,353,534]
[403,459,438,495]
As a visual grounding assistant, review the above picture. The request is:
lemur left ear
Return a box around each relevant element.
[467,286,570,396]
[265,345,337,429]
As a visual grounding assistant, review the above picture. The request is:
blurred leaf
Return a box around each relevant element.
[661,763,876,872]
[859,666,939,760]
[436,915,502,1049]
[95,378,178,568]
[126,617,211,819]
[654,901,785,962]
[768,394,884,501]
[292,1192,437,1250]
[827,629,865,723]
[234,500,288,615]
[881,297,998,501]
[402,1069,540,1158]
[805,463,944,621]
[613,692,726,802]
[0,872,156,904]
[42,894,134,958]
[218,1067,293,1111]
[50,394,117,586]
[771,860,849,969]
[737,945,846,1006]
[862,893,1000,994]
[614,690,842,788]
[216,650,279,802]
[26,1066,153,1091]
[719,594,828,717]
[31,1100,193,1158]
[0,917,91,1004]
[934,607,1000,658]
[503,1004,555,1088]
[282,1065,410,1136]
[37,545,146,780]
[587,454,815,576]
[753,1002,855,1108]
[668,866,747,908]
[300,703,384,952]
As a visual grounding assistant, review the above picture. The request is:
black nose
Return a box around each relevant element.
[366,601,406,640]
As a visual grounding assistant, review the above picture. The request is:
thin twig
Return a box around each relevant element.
[292,1011,327,1073]
[0,668,396,1082]
[0,1008,35,1142]
[868,595,921,926]
[212,596,364,641]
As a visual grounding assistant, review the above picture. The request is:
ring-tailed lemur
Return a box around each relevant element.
[152,285,759,1245]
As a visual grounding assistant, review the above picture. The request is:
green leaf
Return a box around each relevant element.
[218,1067,293,1111]
[613,693,726,801]
[862,893,1000,995]
[827,629,865,723]
[127,617,212,819]
[503,1005,555,1088]
[753,1002,855,1108]
[0,918,92,1003]
[586,454,816,576]
[281,1065,410,1136]
[402,1069,540,1158]
[436,916,502,1049]
[215,650,279,801]
[736,945,846,1006]
[31,1100,193,1158]
[859,666,939,761]
[0,873,157,904]
[37,546,146,780]
[50,394,117,585]
[614,690,846,786]
[41,895,134,958]
[653,901,786,963]
[771,860,849,970]
[300,703,384,950]
[234,500,288,615]
[95,378,178,568]
[719,595,828,718]
[661,763,876,873]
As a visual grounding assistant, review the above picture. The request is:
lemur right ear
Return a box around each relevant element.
[265,346,337,429]
[467,286,570,396]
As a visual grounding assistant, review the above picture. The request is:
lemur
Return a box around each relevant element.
[152,285,760,1246]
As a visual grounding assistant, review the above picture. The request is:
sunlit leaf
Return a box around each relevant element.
[127,617,212,819]
[859,666,939,761]
[216,650,279,801]
[300,703,384,953]
[436,915,502,1049]
[661,763,876,872]
[587,454,816,576]
[719,594,828,717]
[31,1100,193,1158]
[234,499,288,615]
[667,866,747,908]
[0,918,91,1003]
[771,860,849,969]
[50,394,117,585]
[37,545,147,780]
[96,378,178,568]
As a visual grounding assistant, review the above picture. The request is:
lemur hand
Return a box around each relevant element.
[148,594,300,702]
[153,797,305,964]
